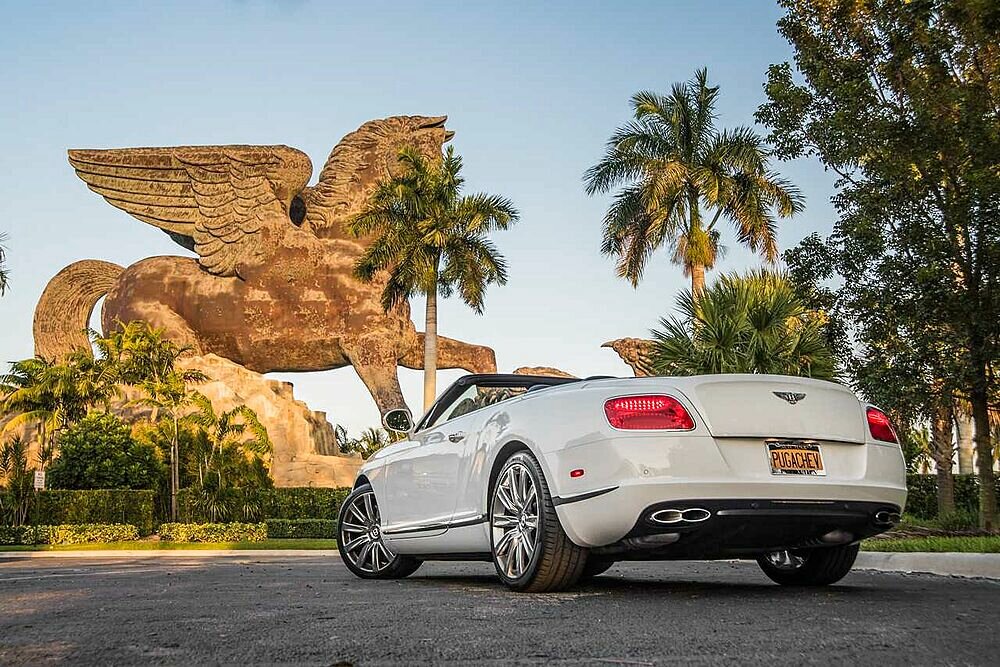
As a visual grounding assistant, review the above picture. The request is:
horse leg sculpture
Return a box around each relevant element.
[400,334,498,375]
[343,336,409,417]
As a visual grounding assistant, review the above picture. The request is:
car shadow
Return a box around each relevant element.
[403,569,887,599]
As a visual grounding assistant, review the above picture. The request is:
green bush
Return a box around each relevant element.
[0,523,139,545]
[176,487,351,523]
[904,474,994,519]
[159,522,267,542]
[47,413,166,491]
[265,518,337,539]
[932,510,980,532]
[34,489,156,536]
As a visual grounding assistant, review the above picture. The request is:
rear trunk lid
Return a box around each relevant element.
[673,375,866,444]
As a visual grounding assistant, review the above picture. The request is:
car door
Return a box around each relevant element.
[380,385,488,538]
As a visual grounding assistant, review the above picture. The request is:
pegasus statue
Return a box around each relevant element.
[33,116,496,416]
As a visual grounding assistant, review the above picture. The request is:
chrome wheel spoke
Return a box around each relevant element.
[348,503,368,524]
[343,534,370,552]
[496,479,517,513]
[341,521,367,533]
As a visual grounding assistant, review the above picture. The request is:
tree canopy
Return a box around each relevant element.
[585,68,803,293]
[650,270,836,380]
[758,0,1000,528]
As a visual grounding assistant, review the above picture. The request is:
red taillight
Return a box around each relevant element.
[604,395,694,430]
[866,407,898,443]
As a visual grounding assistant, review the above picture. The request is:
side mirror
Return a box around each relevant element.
[382,408,414,434]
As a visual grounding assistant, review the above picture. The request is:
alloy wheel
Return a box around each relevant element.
[491,462,539,579]
[339,490,396,574]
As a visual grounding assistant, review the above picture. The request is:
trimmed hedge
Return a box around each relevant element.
[0,524,140,546]
[159,522,267,543]
[905,474,1000,519]
[33,490,156,536]
[265,518,337,539]
[176,487,351,523]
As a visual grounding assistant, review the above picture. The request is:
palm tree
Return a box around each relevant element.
[0,232,9,296]
[335,425,395,460]
[96,321,206,520]
[134,373,204,521]
[347,145,519,409]
[186,393,273,487]
[584,68,804,295]
[0,355,117,468]
[0,437,33,526]
[650,270,835,380]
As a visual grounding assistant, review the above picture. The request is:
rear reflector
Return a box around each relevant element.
[866,407,898,443]
[604,395,694,430]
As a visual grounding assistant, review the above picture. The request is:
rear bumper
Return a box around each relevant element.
[554,478,907,549]
[586,498,901,559]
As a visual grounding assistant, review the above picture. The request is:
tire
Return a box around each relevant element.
[580,556,616,579]
[489,450,588,592]
[337,484,421,580]
[756,543,859,586]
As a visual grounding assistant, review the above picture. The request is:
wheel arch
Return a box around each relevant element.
[354,474,372,490]
[485,437,558,513]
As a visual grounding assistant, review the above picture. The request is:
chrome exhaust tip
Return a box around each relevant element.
[650,509,684,524]
[681,508,711,523]
[874,510,900,525]
[649,507,712,525]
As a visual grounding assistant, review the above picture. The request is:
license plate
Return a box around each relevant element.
[766,440,825,476]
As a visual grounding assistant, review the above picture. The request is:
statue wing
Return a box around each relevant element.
[68,145,313,277]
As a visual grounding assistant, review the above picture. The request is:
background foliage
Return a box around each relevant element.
[46,413,165,491]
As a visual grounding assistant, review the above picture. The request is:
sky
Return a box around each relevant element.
[0,0,839,434]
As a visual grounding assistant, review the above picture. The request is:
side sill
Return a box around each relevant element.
[383,514,488,536]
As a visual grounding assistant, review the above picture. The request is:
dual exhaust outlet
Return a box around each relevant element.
[649,507,712,525]
[874,510,901,526]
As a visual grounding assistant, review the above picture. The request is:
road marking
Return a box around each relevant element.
[0,567,170,582]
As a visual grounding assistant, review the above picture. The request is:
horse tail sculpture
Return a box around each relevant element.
[33,259,123,359]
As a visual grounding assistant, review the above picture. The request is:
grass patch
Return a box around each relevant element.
[862,536,1000,553]
[0,538,338,552]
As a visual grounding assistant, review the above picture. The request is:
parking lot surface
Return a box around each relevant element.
[1,554,997,665]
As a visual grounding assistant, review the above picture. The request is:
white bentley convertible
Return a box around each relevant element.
[337,373,907,592]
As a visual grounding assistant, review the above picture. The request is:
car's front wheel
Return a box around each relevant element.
[489,451,588,592]
[756,543,859,586]
[337,484,421,580]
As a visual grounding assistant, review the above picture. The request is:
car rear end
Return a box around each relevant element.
[547,375,906,557]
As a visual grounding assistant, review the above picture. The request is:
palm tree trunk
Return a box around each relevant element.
[691,264,706,298]
[423,285,439,411]
[956,410,975,474]
[170,413,179,522]
[970,384,997,530]
[931,403,955,516]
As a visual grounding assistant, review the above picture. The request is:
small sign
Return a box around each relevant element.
[33,470,46,490]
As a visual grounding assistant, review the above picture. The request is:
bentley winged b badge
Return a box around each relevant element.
[773,391,807,405]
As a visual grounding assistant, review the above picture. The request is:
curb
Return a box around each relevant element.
[0,549,341,559]
[855,552,1000,580]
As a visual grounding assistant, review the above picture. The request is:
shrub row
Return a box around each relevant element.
[905,474,1000,519]
[176,487,351,523]
[264,518,337,539]
[159,522,267,543]
[0,523,140,546]
[32,490,157,535]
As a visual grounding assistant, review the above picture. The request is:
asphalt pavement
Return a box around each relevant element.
[1,554,997,665]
